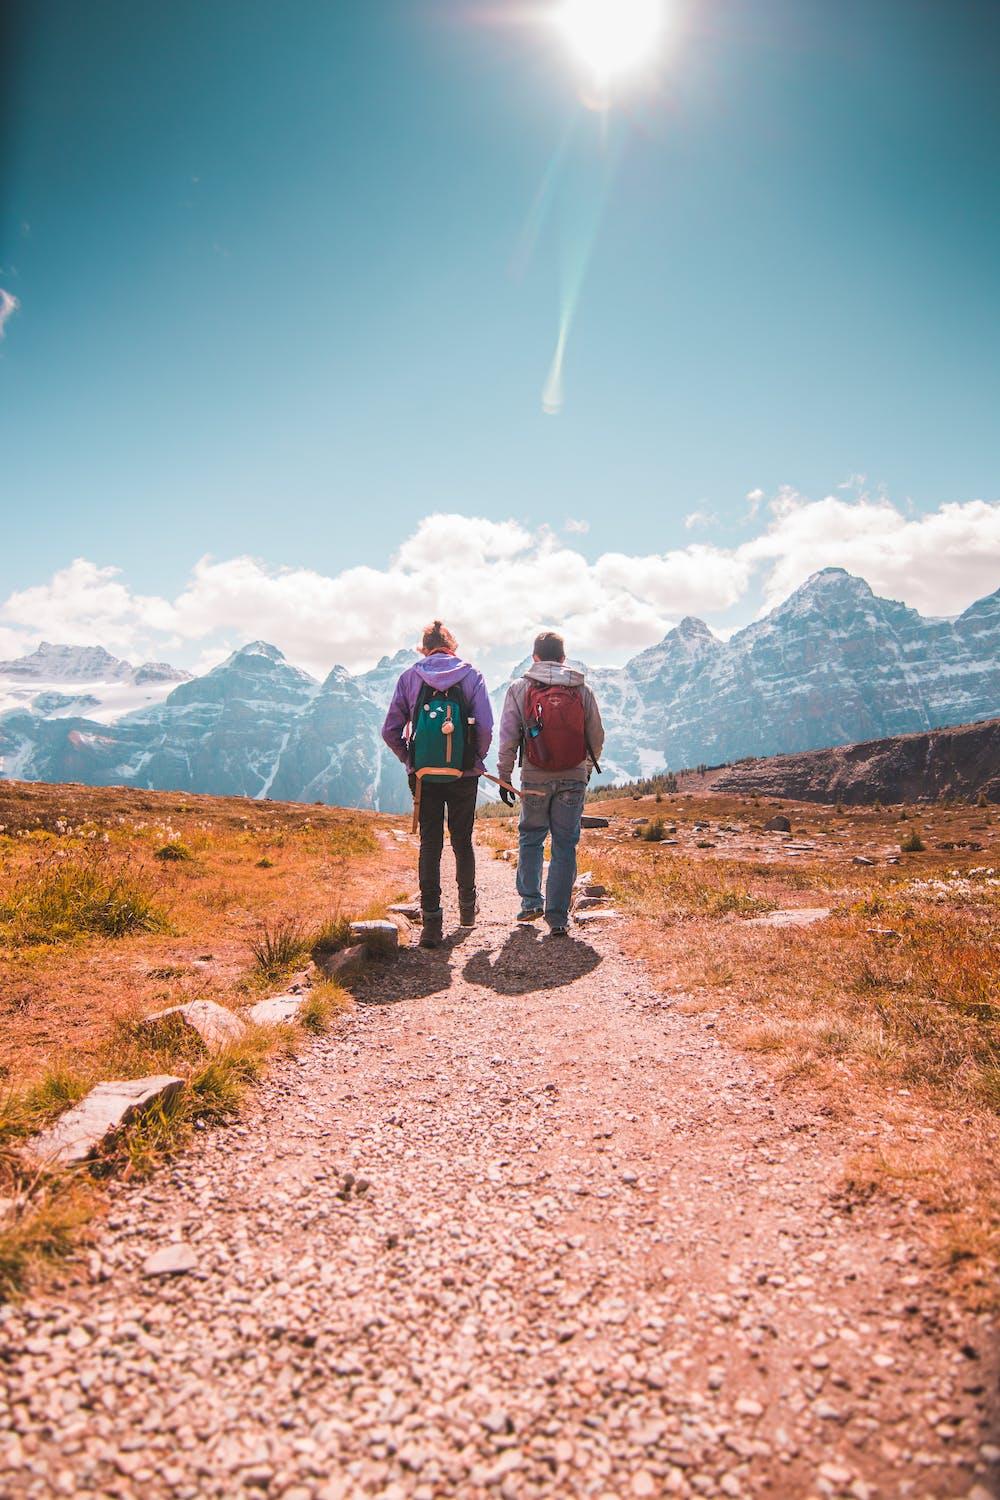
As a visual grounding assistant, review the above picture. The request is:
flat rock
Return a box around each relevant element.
[247,993,308,1026]
[387,903,421,921]
[745,907,831,928]
[142,999,247,1051]
[143,1243,198,1278]
[22,1075,184,1169]
[580,816,610,829]
[573,895,607,910]
[574,908,619,924]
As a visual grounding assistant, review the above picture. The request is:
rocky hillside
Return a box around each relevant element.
[0,570,997,810]
[712,716,1000,805]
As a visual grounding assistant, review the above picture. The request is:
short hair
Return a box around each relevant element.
[421,619,457,653]
[533,630,565,662]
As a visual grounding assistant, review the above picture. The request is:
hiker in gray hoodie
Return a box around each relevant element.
[496,630,605,936]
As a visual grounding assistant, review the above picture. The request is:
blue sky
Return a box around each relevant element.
[1,0,998,673]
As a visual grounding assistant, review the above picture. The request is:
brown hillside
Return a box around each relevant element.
[711,716,1000,805]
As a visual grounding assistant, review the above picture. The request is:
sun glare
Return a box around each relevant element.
[554,0,664,83]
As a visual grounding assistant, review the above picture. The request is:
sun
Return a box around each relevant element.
[553,0,664,84]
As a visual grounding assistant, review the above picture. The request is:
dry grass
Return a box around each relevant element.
[0,780,411,1090]
[586,790,1000,1304]
[0,779,404,1298]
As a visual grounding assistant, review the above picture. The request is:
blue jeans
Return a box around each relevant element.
[517,780,586,928]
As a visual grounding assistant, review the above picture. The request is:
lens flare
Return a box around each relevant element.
[554,0,663,83]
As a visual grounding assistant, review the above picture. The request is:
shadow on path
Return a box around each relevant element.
[352,944,455,1006]
[462,928,602,995]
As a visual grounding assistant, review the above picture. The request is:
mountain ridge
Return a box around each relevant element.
[1,569,997,811]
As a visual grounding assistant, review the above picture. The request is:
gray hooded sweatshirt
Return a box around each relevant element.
[497,661,605,787]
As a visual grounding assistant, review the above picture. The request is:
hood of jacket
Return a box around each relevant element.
[524,660,586,688]
[414,652,475,691]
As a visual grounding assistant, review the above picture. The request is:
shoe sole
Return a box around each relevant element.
[516,911,543,923]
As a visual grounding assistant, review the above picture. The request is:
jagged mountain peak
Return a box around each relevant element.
[781,567,876,607]
[673,616,716,640]
[0,642,134,680]
[226,640,287,665]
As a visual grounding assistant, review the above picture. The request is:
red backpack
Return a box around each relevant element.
[522,681,589,772]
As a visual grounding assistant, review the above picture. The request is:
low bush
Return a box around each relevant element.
[154,841,193,861]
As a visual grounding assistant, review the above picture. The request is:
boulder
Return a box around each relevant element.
[23,1075,184,1170]
[142,1000,247,1051]
[350,920,399,955]
[764,815,792,832]
[580,816,610,829]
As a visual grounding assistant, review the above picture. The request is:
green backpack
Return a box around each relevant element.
[411,684,469,785]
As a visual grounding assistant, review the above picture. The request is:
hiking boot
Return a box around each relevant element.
[547,924,568,937]
[516,907,543,924]
[419,910,444,948]
[459,900,478,927]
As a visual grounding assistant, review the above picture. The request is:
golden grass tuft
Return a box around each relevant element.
[0,850,169,946]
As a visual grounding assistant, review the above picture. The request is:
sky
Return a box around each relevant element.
[1,0,998,677]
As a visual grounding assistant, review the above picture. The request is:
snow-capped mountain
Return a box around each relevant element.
[0,642,191,724]
[1,570,997,809]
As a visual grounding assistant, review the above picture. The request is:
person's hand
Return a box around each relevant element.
[408,771,417,794]
[499,786,516,807]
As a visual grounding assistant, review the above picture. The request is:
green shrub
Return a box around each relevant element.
[155,840,193,861]
[900,830,925,853]
[639,819,666,843]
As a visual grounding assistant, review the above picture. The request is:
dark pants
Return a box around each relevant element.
[418,775,479,914]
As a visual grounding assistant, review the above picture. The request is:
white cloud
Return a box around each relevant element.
[564,518,590,534]
[683,509,718,531]
[2,497,997,676]
[1,560,174,656]
[742,491,1000,617]
[0,289,19,340]
[744,487,765,519]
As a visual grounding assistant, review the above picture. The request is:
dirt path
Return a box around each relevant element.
[2,845,997,1500]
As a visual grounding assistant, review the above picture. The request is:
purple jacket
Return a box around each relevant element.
[381,652,494,776]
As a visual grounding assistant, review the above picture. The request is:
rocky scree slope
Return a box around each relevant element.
[0,571,997,811]
[711,715,1000,805]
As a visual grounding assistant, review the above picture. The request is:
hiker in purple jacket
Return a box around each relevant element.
[381,621,493,948]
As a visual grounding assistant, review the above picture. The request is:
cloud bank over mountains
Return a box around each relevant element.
[2,490,998,677]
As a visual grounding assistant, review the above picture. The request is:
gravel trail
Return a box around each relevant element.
[2,846,997,1500]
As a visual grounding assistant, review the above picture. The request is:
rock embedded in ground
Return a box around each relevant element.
[745,907,832,928]
[246,993,310,1026]
[142,1243,198,1277]
[764,815,792,832]
[574,908,619,924]
[21,1075,184,1169]
[580,815,610,829]
[315,942,366,980]
[141,999,247,1051]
